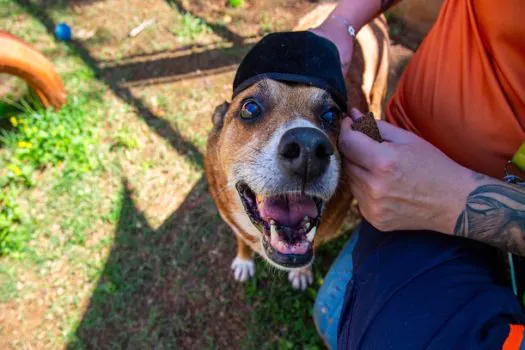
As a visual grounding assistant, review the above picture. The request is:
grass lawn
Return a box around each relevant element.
[0,0,420,347]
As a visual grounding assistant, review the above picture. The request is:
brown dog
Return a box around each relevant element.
[205,3,389,290]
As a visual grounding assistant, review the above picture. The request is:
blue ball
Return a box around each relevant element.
[54,23,72,41]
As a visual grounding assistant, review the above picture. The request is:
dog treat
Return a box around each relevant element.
[351,112,384,142]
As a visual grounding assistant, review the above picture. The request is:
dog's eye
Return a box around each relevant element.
[240,100,262,120]
[320,109,339,125]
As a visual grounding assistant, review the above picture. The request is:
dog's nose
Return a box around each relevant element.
[278,127,334,181]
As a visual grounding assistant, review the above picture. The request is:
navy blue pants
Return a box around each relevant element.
[314,221,525,349]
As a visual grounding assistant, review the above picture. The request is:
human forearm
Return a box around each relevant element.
[453,173,525,256]
[338,114,525,257]
[311,0,401,71]
[328,0,401,33]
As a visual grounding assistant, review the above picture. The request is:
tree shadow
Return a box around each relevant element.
[10,0,260,347]
[67,177,252,349]
[95,39,257,64]
[36,0,104,9]
[100,43,252,88]
[165,0,245,45]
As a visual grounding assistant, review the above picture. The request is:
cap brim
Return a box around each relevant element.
[232,72,347,112]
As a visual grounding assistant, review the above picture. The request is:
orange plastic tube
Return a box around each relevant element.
[0,31,66,110]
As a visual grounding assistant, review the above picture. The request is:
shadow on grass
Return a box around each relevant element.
[165,0,245,44]
[67,177,254,348]
[66,176,350,348]
[99,43,253,88]
[10,1,356,347]
[10,0,260,347]
[28,0,105,9]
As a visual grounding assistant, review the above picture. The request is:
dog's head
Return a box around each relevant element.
[206,31,348,270]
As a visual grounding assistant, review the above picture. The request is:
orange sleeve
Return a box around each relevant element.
[503,324,524,350]
[385,0,525,179]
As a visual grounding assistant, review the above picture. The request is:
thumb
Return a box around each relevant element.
[339,116,383,170]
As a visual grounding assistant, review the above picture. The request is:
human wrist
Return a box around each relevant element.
[311,17,356,70]
[311,0,386,69]
[329,6,365,34]
[437,166,489,235]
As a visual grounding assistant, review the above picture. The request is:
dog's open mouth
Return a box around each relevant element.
[236,182,323,268]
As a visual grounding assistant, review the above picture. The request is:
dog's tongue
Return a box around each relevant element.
[258,194,318,227]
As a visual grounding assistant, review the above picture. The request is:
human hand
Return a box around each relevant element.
[338,109,477,234]
[309,19,355,73]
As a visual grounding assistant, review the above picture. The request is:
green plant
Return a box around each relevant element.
[228,0,244,8]
[111,128,139,150]
[1,96,100,186]
[260,14,274,35]
[243,233,351,348]
[0,91,102,255]
[0,264,18,302]
[0,188,29,256]
[244,267,323,348]
[172,13,211,43]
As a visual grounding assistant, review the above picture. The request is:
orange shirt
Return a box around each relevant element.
[386,0,525,178]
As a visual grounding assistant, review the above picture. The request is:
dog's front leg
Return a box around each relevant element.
[231,235,255,282]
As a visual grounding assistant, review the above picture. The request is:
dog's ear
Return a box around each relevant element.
[211,101,230,129]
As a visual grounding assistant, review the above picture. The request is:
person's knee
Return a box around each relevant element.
[313,232,359,349]
[336,222,525,349]
[313,287,340,350]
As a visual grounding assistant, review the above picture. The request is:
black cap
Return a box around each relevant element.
[233,31,348,112]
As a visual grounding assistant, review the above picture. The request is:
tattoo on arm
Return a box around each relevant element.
[454,184,525,256]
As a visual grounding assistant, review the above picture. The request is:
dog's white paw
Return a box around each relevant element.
[231,257,255,282]
[288,267,313,291]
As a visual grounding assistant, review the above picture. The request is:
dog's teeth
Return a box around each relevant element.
[302,216,310,230]
[270,222,278,242]
[306,226,317,242]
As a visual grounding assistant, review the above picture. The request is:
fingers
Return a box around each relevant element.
[346,162,368,181]
[349,107,363,121]
[348,107,418,144]
[345,162,368,199]
[341,115,353,130]
[339,116,383,169]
